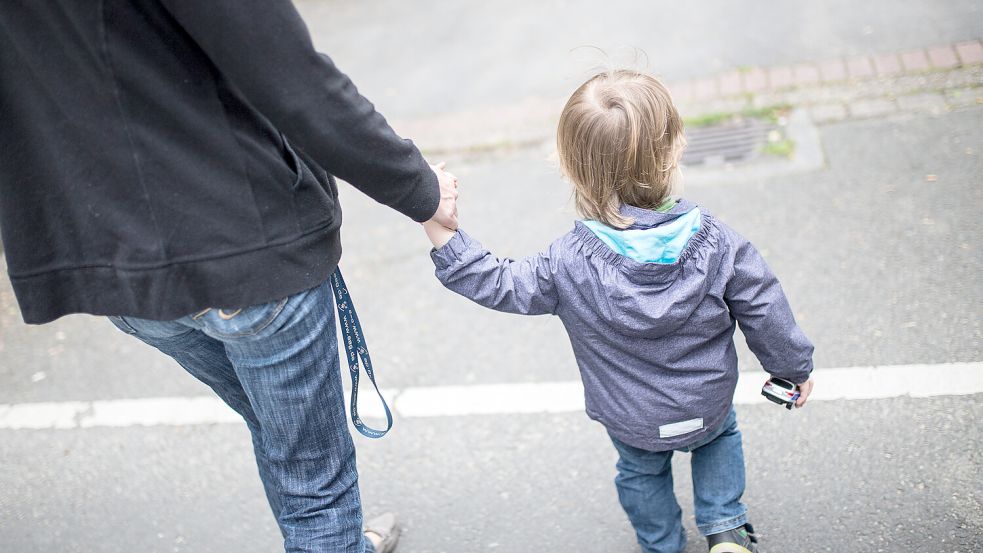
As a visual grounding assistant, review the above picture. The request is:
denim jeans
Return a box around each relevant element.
[109,278,373,553]
[609,408,748,553]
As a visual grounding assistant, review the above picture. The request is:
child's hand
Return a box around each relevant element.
[794,378,814,408]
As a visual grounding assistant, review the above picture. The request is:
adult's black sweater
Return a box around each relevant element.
[0,0,439,324]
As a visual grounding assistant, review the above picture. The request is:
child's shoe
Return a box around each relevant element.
[707,523,758,553]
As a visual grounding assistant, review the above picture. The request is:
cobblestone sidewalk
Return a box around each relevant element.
[394,40,983,156]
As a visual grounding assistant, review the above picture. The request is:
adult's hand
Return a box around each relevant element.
[428,162,458,230]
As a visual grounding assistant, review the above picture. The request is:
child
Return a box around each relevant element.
[423,70,814,553]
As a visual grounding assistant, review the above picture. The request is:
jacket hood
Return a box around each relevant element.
[573,200,725,338]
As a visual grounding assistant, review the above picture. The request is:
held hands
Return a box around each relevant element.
[428,162,458,229]
[424,162,459,249]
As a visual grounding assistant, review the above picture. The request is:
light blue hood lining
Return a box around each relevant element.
[583,208,702,264]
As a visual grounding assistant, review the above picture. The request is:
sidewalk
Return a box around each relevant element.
[392,40,983,156]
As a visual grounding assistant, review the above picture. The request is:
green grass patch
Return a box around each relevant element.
[683,112,734,128]
[684,104,792,128]
[762,138,796,158]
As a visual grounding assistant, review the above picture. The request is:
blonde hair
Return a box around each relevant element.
[557,70,686,229]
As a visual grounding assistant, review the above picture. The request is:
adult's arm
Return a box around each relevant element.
[158,0,439,222]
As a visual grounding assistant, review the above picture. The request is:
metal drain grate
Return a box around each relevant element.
[681,118,773,166]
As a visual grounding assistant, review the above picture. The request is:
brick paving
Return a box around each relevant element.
[393,39,983,154]
[873,53,903,77]
[793,64,821,86]
[694,77,718,99]
[927,45,959,68]
[769,65,794,89]
[818,59,847,83]
[846,55,875,79]
[849,98,897,118]
[900,49,930,72]
[810,103,848,123]
[896,92,948,114]
[955,41,983,65]
[944,87,983,108]
[665,39,983,126]
[719,71,742,96]
[743,67,768,92]
[669,40,982,103]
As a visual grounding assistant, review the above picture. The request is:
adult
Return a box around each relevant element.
[0,1,457,551]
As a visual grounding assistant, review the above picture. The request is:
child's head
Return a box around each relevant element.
[557,70,685,228]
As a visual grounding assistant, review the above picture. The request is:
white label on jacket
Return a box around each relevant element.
[659,418,704,438]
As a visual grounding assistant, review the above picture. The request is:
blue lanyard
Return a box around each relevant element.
[330,268,393,439]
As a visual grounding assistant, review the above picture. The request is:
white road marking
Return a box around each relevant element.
[394,381,586,418]
[0,401,89,429]
[80,396,242,428]
[1,362,980,430]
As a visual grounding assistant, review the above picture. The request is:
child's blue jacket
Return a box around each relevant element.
[431,199,814,451]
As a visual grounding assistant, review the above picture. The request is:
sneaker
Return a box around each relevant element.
[707,523,758,553]
[364,512,401,553]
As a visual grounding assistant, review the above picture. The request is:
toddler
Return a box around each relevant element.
[423,70,814,553]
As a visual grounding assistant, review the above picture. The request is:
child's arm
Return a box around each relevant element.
[724,233,815,406]
[425,223,560,316]
[423,220,457,249]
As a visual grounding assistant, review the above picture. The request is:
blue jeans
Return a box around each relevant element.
[609,408,748,553]
[109,278,373,553]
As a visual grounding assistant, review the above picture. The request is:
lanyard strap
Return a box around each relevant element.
[330,268,393,439]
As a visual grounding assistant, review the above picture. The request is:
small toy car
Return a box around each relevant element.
[761,377,800,410]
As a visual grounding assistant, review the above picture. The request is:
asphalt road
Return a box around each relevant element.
[1,103,981,551]
[1,396,980,552]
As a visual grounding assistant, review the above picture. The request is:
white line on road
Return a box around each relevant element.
[1,362,981,430]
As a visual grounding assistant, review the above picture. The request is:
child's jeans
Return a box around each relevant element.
[608,407,747,553]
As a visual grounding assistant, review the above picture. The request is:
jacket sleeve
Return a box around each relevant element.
[430,230,560,316]
[157,0,439,222]
[724,231,814,384]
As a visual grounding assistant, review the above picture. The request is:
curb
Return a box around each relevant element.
[392,40,983,157]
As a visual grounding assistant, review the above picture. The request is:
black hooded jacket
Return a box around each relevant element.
[0,0,439,324]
